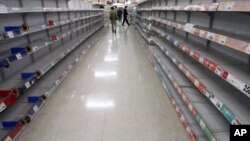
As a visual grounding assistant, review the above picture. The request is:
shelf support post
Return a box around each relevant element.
[206,12,214,51]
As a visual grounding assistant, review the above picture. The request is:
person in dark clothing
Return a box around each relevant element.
[117,8,123,22]
[122,6,130,26]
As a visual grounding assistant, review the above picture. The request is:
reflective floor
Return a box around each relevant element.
[17,26,189,141]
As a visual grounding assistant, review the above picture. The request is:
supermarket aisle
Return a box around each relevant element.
[17,26,189,141]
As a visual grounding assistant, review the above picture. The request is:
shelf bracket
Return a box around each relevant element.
[206,12,214,51]
[2,121,19,129]
[27,96,42,103]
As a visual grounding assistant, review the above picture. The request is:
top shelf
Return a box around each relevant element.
[151,3,219,12]
[138,1,250,12]
[137,0,151,5]
[0,7,103,14]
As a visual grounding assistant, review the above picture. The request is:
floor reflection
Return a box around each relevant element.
[86,99,115,109]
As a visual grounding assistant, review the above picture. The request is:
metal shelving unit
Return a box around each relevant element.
[0,0,104,140]
[135,0,250,141]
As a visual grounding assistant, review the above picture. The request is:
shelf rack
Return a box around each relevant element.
[136,31,203,141]
[136,0,250,141]
[0,0,104,140]
[138,1,250,12]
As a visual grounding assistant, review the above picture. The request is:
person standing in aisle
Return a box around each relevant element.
[109,7,118,33]
[117,8,123,23]
[122,6,130,26]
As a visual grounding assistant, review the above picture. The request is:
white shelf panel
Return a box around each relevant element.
[0,7,103,14]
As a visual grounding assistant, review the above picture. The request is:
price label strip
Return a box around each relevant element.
[152,26,250,99]
[151,37,241,125]
[150,17,250,55]
[150,58,197,141]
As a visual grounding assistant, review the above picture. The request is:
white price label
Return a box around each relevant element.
[199,57,204,63]
[33,105,39,112]
[245,44,250,54]
[0,103,7,112]
[41,25,47,29]
[188,104,193,111]
[174,40,178,46]
[168,74,172,79]
[194,80,199,87]
[184,23,195,33]
[215,67,223,75]
[227,74,247,94]
[32,46,39,52]
[25,81,31,89]
[55,80,60,85]
[16,53,22,60]
[179,64,183,70]
[199,30,207,38]
[172,58,177,63]
[176,107,180,112]
[211,96,222,109]
[31,79,35,84]
[199,120,206,129]
[76,58,80,62]
[7,31,15,38]
[45,42,49,46]
[186,71,190,77]
[224,2,234,11]
[167,36,171,40]
[4,136,12,141]
[219,35,227,45]
[207,32,215,40]
[180,115,185,122]
[162,82,167,89]
[11,7,20,11]
[190,51,194,57]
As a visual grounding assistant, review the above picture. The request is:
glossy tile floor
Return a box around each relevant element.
[17,26,189,141]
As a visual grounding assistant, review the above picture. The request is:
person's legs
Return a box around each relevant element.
[122,18,125,26]
[114,21,117,33]
[125,17,130,26]
[111,22,115,33]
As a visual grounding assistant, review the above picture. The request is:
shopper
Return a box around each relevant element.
[109,7,118,33]
[117,8,123,22]
[122,6,130,26]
